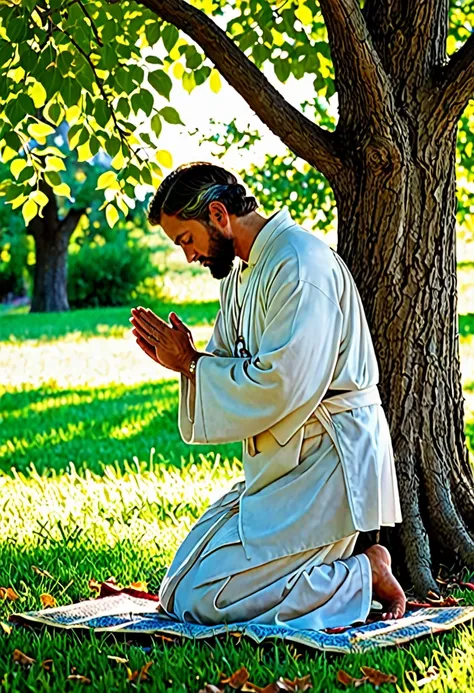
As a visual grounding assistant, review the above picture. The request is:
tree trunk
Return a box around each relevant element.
[28,181,85,313]
[30,222,71,313]
[334,115,474,596]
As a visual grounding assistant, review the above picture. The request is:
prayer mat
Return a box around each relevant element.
[9,584,474,654]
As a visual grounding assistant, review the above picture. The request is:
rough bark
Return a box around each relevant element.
[333,106,474,595]
[28,181,84,313]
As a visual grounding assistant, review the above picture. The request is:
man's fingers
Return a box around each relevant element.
[132,325,161,348]
[136,336,161,364]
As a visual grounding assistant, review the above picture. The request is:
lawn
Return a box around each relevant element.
[0,239,473,692]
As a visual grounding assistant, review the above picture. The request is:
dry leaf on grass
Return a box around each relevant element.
[360,666,397,685]
[0,622,12,635]
[414,666,440,688]
[40,593,57,608]
[41,659,53,671]
[32,565,55,580]
[128,581,148,592]
[337,670,367,687]
[12,649,35,667]
[0,587,19,601]
[127,660,153,683]
[107,655,129,665]
[67,674,91,684]
[221,667,250,688]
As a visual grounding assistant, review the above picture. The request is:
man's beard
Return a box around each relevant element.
[203,222,236,279]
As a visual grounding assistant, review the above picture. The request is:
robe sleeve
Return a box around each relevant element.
[179,254,344,444]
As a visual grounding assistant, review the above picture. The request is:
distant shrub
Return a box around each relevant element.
[68,232,155,308]
[0,235,29,302]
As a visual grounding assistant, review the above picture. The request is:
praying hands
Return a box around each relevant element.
[130,307,199,380]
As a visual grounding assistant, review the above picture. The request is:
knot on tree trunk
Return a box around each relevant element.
[364,135,401,179]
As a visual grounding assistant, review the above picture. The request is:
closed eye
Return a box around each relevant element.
[182,236,192,245]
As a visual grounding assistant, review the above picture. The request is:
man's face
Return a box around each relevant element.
[160,212,236,280]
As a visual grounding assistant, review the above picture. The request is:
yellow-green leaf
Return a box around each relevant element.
[173,63,184,80]
[156,150,173,168]
[295,3,313,25]
[2,146,18,164]
[45,156,66,172]
[210,69,221,94]
[22,199,38,225]
[10,158,27,179]
[10,194,28,210]
[28,82,47,109]
[53,182,72,199]
[97,171,119,190]
[30,190,49,207]
[27,122,55,139]
[105,203,119,228]
[111,149,125,170]
[77,141,92,162]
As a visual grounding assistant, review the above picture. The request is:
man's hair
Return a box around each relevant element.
[147,162,258,226]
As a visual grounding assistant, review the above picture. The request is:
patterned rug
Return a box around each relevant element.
[9,584,474,654]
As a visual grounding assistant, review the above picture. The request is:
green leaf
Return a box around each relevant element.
[145,55,163,65]
[159,106,184,125]
[94,100,110,129]
[194,66,210,86]
[148,69,172,100]
[101,21,117,43]
[150,113,162,137]
[57,50,74,77]
[274,59,290,83]
[63,77,82,107]
[185,46,202,70]
[105,136,121,158]
[162,24,179,53]
[101,44,116,71]
[116,97,131,118]
[45,170,62,187]
[4,131,21,152]
[131,89,154,117]
[141,166,152,185]
[238,30,258,53]
[145,21,161,47]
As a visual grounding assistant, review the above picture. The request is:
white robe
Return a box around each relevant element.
[159,207,402,628]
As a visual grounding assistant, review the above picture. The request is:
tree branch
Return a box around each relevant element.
[318,0,394,132]
[135,0,343,181]
[429,33,474,130]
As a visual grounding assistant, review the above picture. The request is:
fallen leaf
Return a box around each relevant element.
[12,649,35,667]
[128,581,148,592]
[415,666,439,688]
[32,565,55,580]
[0,622,12,635]
[337,669,367,687]
[88,579,101,595]
[0,587,19,601]
[40,593,57,608]
[107,655,129,665]
[41,659,53,671]
[67,674,91,684]
[360,666,397,685]
[280,675,312,691]
[221,666,250,688]
[127,660,153,683]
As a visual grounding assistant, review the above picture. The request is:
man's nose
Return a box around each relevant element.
[185,247,197,264]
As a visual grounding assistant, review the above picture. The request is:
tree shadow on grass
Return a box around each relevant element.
[0,379,240,475]
[0,298,219,344]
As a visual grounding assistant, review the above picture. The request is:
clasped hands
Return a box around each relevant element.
[129,307,198,377]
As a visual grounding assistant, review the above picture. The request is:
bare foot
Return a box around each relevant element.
[364,545,406,620]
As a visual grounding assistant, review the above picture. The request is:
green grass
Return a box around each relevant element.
[1,250,474,691]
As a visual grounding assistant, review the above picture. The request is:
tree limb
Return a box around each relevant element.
[429,32,474,130]
[318,0,394,133]
[135,0,343,181]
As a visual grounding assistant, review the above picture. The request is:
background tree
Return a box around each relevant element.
[0,0,473,595]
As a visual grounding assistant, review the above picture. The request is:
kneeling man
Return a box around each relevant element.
[130,162,405,630]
